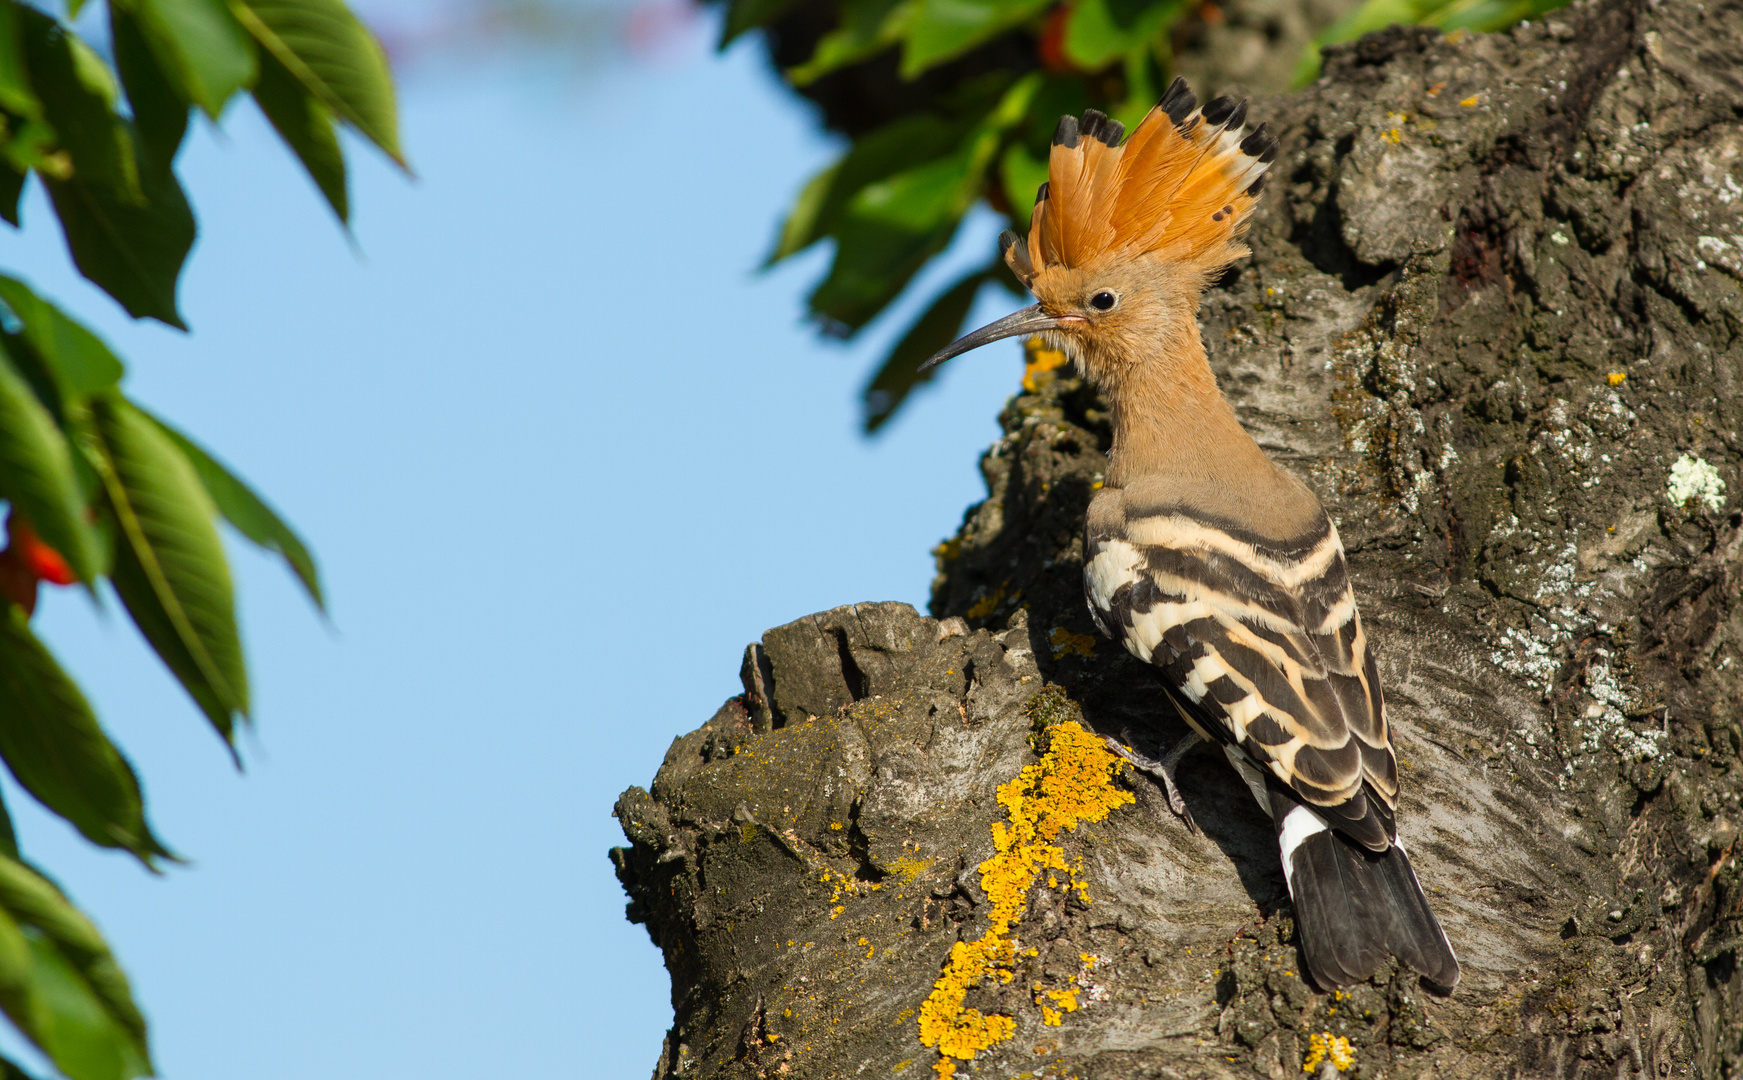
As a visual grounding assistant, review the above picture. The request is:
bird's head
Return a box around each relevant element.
[921,80,1278,390]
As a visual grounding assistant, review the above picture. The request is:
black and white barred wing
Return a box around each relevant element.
[1085,510,1400,851]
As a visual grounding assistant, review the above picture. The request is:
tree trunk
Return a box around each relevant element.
[610,2,1743,1074]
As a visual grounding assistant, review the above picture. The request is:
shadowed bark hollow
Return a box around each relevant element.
[611,1,1743,1074]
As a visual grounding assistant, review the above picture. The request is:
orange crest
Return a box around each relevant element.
[1004,79,1278,283]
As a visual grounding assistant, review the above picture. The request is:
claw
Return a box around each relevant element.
[1106,729,1203,834]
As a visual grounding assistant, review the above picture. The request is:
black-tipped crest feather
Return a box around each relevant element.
[1053,115,1080,148]
[1200,96,1236,126]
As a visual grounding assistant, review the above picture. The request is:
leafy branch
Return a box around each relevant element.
[717,0,1571,431]
[0,0,405,1075]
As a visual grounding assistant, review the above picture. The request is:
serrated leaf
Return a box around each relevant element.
[133,0,256,118]
[0,344,99,581]
[145,410,323,609]
[250,44,345,222]
[110,5,191,180]
[16,8,140,201]
[0,275,126,406]
[900,0,1050,78]
[43,144,195,329]
[0,607,170,864]
[231,0,404,167]
[0,855,151,1080]
[862,268,988,432]
[91,395,247,745]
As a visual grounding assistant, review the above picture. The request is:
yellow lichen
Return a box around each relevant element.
[1022,337,1070,392]
[1303,1032,1356,1073]
[1608,371,1627,386]
[916,722,1134,1073]
[966,585,1006,620]
[888,856,931,882]
[1048,627,1096,659]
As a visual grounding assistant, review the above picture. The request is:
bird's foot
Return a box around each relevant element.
[1106,729,1202,834]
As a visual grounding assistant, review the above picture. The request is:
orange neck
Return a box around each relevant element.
[1099,321,1270,489]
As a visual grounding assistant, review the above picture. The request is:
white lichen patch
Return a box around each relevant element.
[1534,541,1580,603]
[1575,650,1665,762]
[1490,626,1564,697]
[1667,454,1727,512]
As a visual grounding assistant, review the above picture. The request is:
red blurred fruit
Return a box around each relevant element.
[5,514,75,587]
[1038,5,1078,73]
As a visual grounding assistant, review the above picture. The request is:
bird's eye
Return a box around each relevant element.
[1089,291,1117,311]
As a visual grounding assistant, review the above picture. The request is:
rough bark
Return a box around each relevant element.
[611,2,1743,1075]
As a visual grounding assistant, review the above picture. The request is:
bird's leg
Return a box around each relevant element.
[1106,728,1203,834]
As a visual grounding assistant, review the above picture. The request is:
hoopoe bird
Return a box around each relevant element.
[921,79,1460,990]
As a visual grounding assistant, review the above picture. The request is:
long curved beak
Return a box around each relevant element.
[918,304,1061,373]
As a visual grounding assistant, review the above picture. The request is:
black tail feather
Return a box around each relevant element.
[1270,789,1460,990]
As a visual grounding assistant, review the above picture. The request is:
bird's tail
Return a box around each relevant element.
[1270,789,1461,990]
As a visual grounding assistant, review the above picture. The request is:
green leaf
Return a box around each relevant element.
[42,143,196,328]
[230,0,405,167]
[145,410,323,609]
[1428,0,1572,32]
[0,276,126,404]
[1062,0,1182,69]
[16,7,141,200]
[900,0,1050,77]
[862,268,989,432]
[809,214,960,331]
[91,395,248,745]
[250,43,345,223]
[809,149,976,329]
[0,607,171,865]
[803,74,1037,331]
[784,115,960,257]
[0,166,22,228]
[786,0,913,85]
[719,0,804,45]
[132,0,257,118]
[0,855,152,1080]
[0,789,18,862]
[765,160,840,265]
[999,141,1047,218]
[1292,0,1422,85]
[0,343,100,581]
[0,3,41,120]
[852,154,977,230]
[110,5,191,180]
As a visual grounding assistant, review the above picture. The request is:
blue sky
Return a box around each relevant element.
[8,7,1031,1078]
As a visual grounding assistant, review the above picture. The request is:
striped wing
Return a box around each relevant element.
[1085,509,1399,851]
